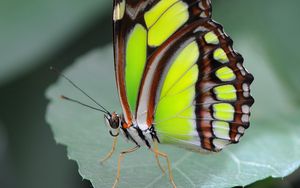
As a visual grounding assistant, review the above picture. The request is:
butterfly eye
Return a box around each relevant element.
[110,116,120,129]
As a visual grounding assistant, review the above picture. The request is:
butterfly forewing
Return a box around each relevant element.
[113,0,254,152]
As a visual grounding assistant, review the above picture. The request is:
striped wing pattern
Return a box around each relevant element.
[113,0,254,152]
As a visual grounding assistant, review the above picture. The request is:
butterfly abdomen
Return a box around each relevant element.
[121,123,160,148]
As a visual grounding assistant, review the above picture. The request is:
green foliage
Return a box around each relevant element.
[0,0,110,85]
[46,43,300,187]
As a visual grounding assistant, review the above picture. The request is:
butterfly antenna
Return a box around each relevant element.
[50,66,111,116]
[60,95,108,114]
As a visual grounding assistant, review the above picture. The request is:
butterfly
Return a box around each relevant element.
[62,0,254,187]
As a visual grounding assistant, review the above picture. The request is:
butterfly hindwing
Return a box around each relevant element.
[146,19,254,152]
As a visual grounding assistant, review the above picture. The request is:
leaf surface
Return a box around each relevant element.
[46,42,300,188]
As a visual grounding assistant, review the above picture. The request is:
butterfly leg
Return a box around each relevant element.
[151,147,176,188]
[153,141,165,174]
[112,145,140,188]
[100,130,119,164]
[100,136,118,164]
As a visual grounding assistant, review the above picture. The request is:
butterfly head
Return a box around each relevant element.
[104,112,121,137]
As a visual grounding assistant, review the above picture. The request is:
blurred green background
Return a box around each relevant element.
[0,0,299,188]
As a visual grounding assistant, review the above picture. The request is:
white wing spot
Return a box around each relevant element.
[198,1,205,9]
[235,134,241,142]
[237,63,246,76]
[113,0,125,21]
[241,114,249,123]
[238,126,245,134]
[243,91,250,98]
[241,105,250,114]
[242,83,249,91]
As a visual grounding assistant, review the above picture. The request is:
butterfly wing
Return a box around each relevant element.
[113,0,212,125]
[113,0,159,124]
[152,20,254,152]
[113,0,254,152]
[134,0,254,152]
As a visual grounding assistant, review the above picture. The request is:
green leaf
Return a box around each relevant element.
[0,0,110,85]
[46,43,300,188]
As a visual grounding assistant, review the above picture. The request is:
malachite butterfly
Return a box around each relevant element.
[66,0,254,187]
